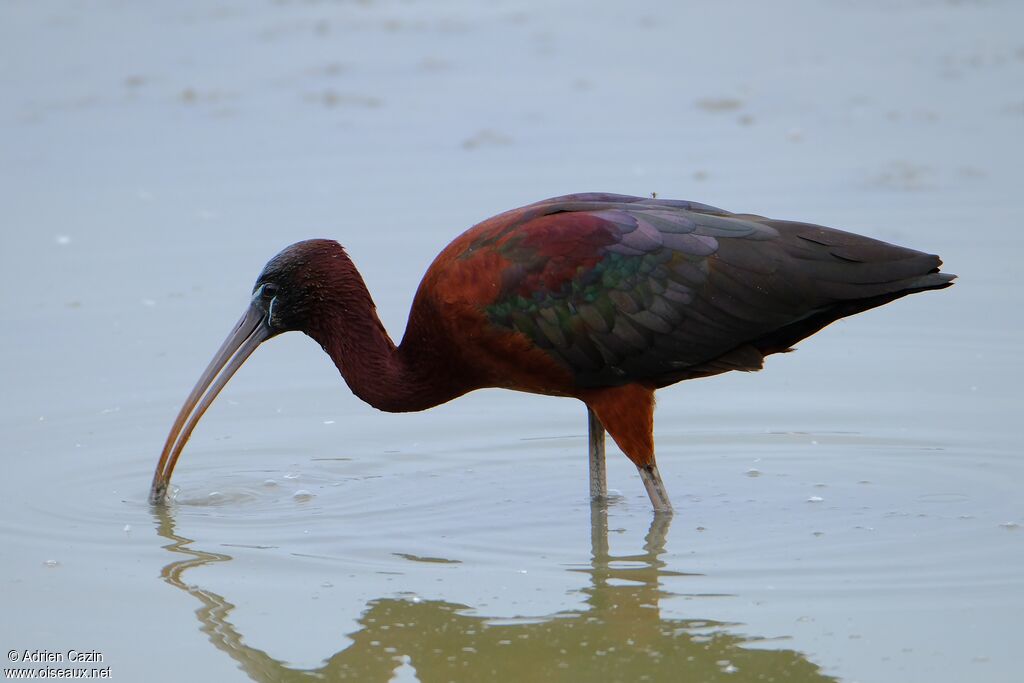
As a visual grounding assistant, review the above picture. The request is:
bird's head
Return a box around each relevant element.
[149,239,349,504]
[253,238,351,334]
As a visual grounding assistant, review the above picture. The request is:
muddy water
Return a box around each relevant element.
[2,1,1022,682]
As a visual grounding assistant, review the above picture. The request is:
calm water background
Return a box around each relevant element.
[2,1,1022,681]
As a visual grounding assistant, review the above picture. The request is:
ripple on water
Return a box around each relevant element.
[7,414,1021,607]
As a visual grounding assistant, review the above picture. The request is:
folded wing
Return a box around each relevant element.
[476,193,953,388]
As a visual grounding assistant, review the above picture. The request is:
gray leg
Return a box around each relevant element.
[587,407,607,501]
[589,498,609,561]
[638,464,673,514]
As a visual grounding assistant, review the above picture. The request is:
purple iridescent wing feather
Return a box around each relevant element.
[482,194,953,388]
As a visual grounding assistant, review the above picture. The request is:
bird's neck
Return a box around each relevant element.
[303,263,472,413]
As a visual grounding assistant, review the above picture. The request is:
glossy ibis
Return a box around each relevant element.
[149,193,955,511]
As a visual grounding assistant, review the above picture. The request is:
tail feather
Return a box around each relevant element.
[752,270,954,359]
[906,271,957,290]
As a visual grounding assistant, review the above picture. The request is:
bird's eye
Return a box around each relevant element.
[262,283,279,299]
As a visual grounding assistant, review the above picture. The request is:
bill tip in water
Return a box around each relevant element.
[149,480,168,505]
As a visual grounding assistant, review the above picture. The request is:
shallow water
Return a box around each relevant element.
[2,1,1023,682]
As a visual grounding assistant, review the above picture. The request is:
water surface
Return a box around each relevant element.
[2,2,1022,682]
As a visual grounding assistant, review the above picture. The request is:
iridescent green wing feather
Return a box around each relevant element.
[481,194,951,388]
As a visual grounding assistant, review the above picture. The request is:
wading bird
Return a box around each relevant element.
[149,193,954,512]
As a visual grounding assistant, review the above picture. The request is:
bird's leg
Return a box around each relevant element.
[583,384,674,514]
[638,464,672,514]
[589,496,609,561]
[587,407,607,501]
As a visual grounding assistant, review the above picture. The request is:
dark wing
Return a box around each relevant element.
[480,193,953,388]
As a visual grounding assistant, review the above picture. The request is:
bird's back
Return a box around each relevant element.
[410,194,954,392]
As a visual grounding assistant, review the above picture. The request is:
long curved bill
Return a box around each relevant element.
[149,304,273,504]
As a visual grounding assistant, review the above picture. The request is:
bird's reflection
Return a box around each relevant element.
[155,506,835,682]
